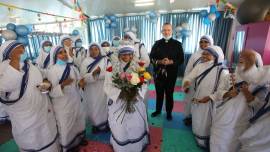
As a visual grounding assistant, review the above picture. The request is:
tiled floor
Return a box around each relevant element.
[0,79,203,152]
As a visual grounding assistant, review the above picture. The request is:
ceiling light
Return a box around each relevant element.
[170,0,175,3]
[134,0,154,3]
[135,2,154,7]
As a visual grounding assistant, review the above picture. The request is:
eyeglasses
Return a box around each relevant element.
[199,41,209,43]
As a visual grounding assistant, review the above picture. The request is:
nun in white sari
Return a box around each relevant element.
[230,51,270,152]
[47,46,86,151]
[210,50,268,152]
[80,43,108,133]
[183,35,214,125]
[183,45,228,148]
[0,40,59,152]
[35,40,53,78]
[72,37,86,68]
[104,46,149,152]
[0,44,9,123]
[60,35,74,64]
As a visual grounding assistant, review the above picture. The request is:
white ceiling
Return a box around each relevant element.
[0,0,244,26]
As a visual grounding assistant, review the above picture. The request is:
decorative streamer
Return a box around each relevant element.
[0,2,77,20]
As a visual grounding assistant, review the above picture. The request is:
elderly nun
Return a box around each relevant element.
[210,50,268,152]
[228,50,270,152]
[104,45,149,152]
[80,43,108,133]
[122,31,150,67]
[183,35,214,126]
[47,45,87,151]
[182,45,228,148]
[0,40,59,151]
[35,40,53,78]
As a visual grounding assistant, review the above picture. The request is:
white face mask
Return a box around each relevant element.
[163,35,172,41]
[102,47,110,53]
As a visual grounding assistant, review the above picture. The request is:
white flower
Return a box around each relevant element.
[130,72,140,85]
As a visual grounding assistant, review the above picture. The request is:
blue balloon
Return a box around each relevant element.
[25,24,33,32]
[149,11,156,18]
[0,36,2,45]
[210,5,217,13]
[200,10,208,17]
[72,30,80,36]
[111,22,117,28]
[105,24,110,29]
[17,36,29,46]
[104,15,109,20]
[6,23,16,31]
[203,17,211,25]
[109,15,116,22]
[15,25,30,36]
[216,11,221,18]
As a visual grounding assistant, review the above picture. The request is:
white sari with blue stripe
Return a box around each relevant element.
[0,61,59,152]
[104,61,149,152]
[210,74,268,152]
[48,63,85,152]
[183,61,228,148]
[80,56,108,130]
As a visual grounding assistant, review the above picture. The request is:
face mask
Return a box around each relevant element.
[112,40,120,47]
[44,46,52,53]
[163,35,172,41]
[76,42,83,48]
[56,59,67,65]
[20,51,28,63]
[102,47,110,53]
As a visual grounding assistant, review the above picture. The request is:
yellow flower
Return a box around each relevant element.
[130,72,140,85]
[143,72,152,80]
[137,67,146,73]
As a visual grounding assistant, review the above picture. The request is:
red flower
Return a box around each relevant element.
[126,74,132,81]
[140,77,145,83]
[106,66,113,72]
[138,61,145,67]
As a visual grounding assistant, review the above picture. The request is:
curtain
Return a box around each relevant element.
[88,15,157,52]
[212,15,233,54]
[26,33,61,60]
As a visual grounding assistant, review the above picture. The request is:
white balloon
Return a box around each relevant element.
[208,13,217,21]
[181,22,189,29]
[2,30,17,40]
[105,19,111,24]
[175,26,182,32]
[131,26,137,33]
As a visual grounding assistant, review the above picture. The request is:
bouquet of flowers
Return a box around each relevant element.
[111,61,152,113]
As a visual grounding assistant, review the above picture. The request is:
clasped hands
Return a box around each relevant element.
[157,58,173,65]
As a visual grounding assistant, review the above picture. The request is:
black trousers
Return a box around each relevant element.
[154,72,177,114]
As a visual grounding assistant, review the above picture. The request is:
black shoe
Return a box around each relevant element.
[166,114,172,121]
[80,138,88,146]
[151,111,161,117]
[183,117,192,126]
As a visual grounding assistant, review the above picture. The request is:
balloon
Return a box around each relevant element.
[181,29,191,37]
[2,30,17,40]
[203,17,211,25]
[200,10,208,17]
[0,36,2,45]
[105,19,111,24]
[109,15,116,22]
[236,0,270,25]
[111,22,117,28]
[17,36,29,46]
[208,13,217,21]
[145,14,150,19]
[131,26,137,33]
[105,24,110,29]
[15,25,30,36]
[124,27,130,32]
[181,22,189,29]
[175,26,182,32]
[215,11,221,18]
[149,11,156,17]
[6,23,16,31]
[210,5,217,13]
[72,30,80,36]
